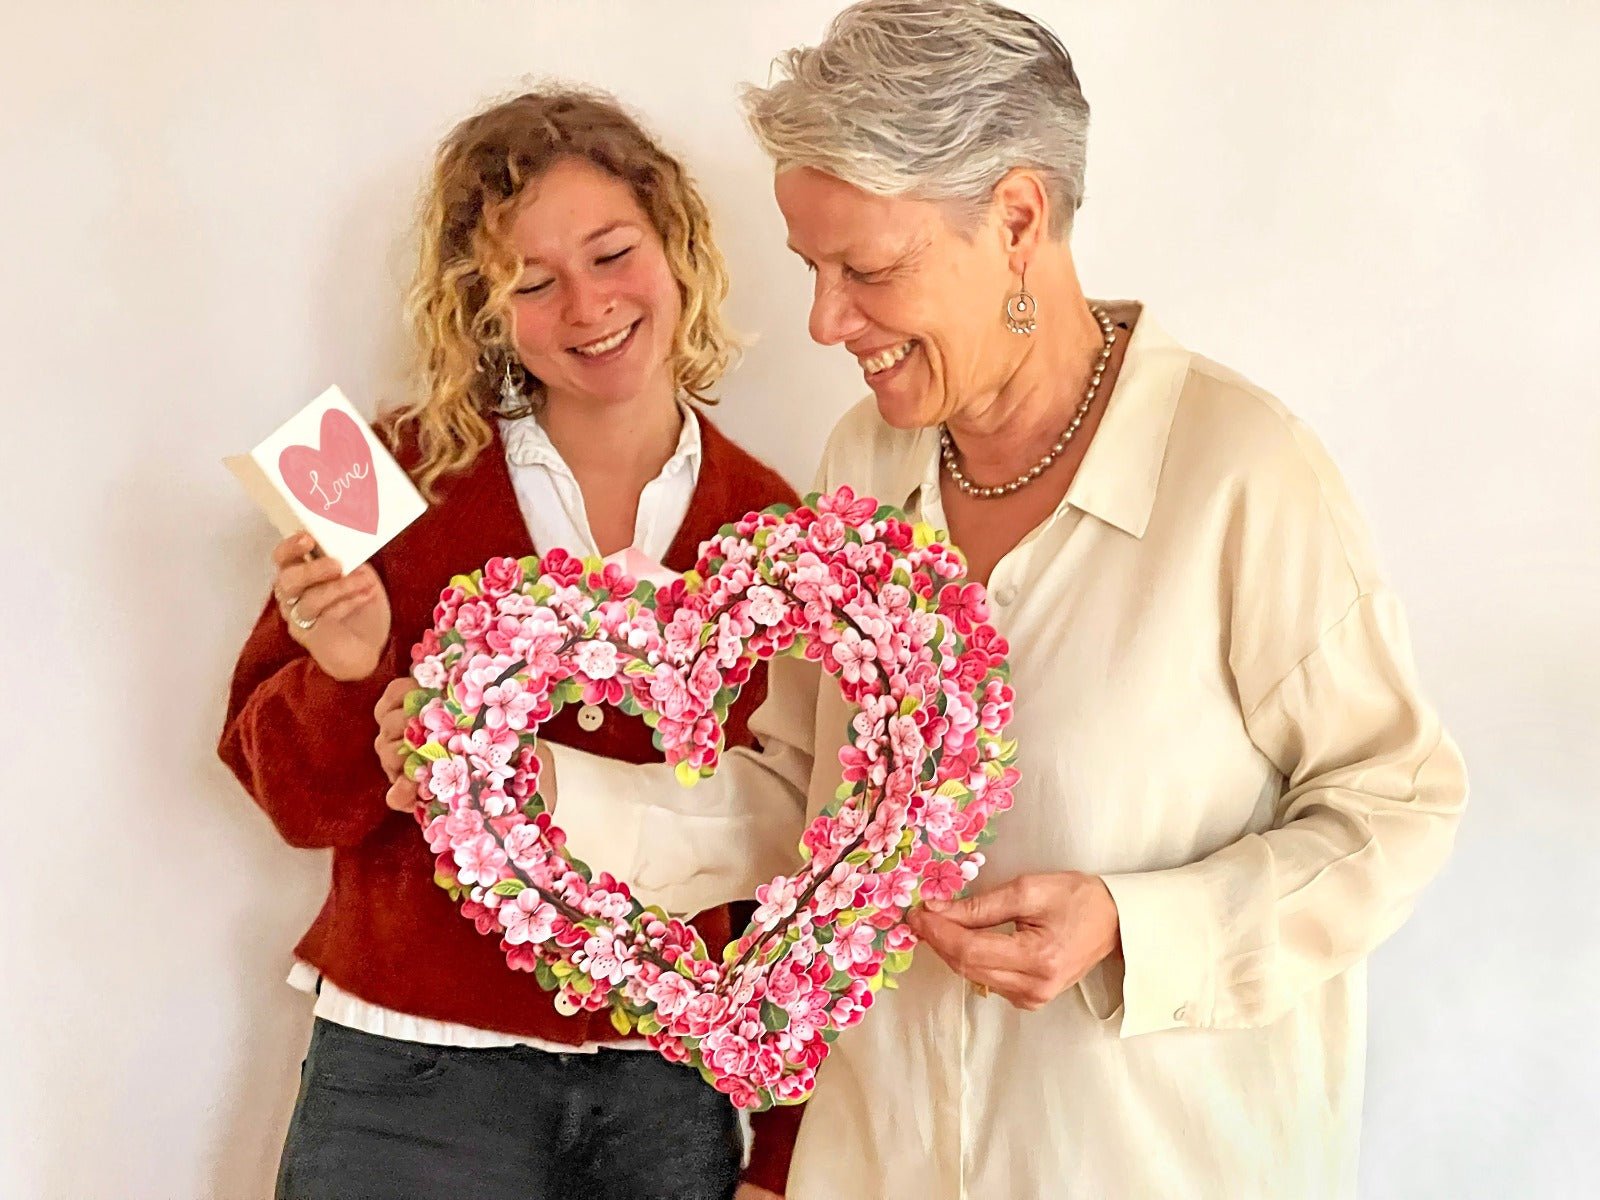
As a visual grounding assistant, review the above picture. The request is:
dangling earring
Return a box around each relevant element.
[1004,267,1038,336]
[488,354,538,418]
[498,358,523,410]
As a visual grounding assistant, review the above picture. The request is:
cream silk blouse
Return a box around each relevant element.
[553,312,1467,1199]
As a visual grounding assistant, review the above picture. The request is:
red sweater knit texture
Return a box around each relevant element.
[219,410,805,1190]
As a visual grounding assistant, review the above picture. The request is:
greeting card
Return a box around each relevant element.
[225,386,425,570]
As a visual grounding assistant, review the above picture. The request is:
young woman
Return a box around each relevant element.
[219,89,800,1200]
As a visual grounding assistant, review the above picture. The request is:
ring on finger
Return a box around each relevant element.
[289,598,318,631]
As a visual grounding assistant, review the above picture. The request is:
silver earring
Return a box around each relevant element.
[499,359,522,408]
[1004,268,1038,336]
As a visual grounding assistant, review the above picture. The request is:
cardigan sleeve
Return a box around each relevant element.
[742,1099,807,1191]
[217,591,401,849]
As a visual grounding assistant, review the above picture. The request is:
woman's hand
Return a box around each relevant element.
[374,677,557,814]
[736,1186,784,1200]
[906,872,1120,1010]
[271,532,390,681]
[373,677,424,811]
[374,677,412,777]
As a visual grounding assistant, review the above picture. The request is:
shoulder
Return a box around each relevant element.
[1168,352,1381,590]
[696,409,801,510]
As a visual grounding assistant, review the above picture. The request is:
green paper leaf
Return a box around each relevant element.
[883,950,913,974]
[489,880,524,897]
[448,573,481,596]
[760,1000,789,1032]
[609,1006,635,1035]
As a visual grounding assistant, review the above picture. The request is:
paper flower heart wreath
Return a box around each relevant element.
[402,488,1018,1111]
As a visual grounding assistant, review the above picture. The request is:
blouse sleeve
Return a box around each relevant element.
[1097,412,1467,1036]
[549,651,819,915]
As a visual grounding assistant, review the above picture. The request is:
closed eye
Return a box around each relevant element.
[845,265,890,284]
[597,246,633,265]
[515,279,553,295]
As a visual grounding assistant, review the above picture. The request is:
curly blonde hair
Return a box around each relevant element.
[395,88,737,497]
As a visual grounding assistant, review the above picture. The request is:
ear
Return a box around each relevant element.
[990,168,1051,274]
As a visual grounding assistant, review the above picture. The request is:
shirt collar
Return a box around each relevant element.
[881,310,1189,540]
[501,396,703,477]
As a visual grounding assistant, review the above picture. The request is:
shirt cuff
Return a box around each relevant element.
[545,742,647,887]
[1099,866,1216,1037]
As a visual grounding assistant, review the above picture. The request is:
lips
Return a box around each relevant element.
[570,318,641,359]
[858,339,918,378]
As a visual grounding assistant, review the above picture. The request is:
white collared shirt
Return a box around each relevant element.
[499,398,702,563]
[290,400,702,1053]
[551,313,1467,1198]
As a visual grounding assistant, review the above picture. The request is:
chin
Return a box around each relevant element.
[872,389,940,433]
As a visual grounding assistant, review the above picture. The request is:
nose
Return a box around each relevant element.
[562,270,615,328]
[808,273,867,347]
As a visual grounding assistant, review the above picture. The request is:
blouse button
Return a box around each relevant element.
[577,704,605,732]
[994,584,1019,607]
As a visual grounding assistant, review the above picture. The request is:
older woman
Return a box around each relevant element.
[464,3,1466,1196]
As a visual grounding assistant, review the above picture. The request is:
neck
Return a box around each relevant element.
[538,378,683,482]
[944,278,1106,485]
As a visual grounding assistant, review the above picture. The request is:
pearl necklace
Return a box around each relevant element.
[939,305,1116,499]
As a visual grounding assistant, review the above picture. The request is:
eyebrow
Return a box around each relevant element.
[584,220,635,244]
[520,221,638,268]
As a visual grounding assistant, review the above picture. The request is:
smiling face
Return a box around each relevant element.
[776,167,1022,430]
[506,156,683,412]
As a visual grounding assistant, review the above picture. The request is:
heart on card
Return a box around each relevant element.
[402,489,1018,1111]
[278,409,379,534]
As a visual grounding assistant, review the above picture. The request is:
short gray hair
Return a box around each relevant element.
[743,0,1091,237]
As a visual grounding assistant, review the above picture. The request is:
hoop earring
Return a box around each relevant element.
[1004,268,1038,336]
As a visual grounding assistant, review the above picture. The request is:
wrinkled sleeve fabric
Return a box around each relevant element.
[1096,411,1467,1036]
[218,594,400,850]
[550,651,819,916]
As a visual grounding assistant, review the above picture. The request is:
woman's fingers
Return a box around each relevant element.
[274,555,344,607]
[385,775,420,812]
[909,906,1067,1010]
[967,968,1052,1010]
[282,569,376,622]
[315,579,383,623]
[374,695,411,782]
[922,876,1042,929]
[907,907,1036,977]
[271,531,318,569]
[373,676,414,722]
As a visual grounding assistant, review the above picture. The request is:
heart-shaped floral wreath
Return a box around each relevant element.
[402,488,1018,1110]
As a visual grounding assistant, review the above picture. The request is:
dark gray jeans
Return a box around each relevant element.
[276,1019,742,1200]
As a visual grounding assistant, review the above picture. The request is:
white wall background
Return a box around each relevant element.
[3,1,1595,1196]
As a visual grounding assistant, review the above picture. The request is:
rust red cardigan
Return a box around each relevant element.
[219,411,804,1190]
